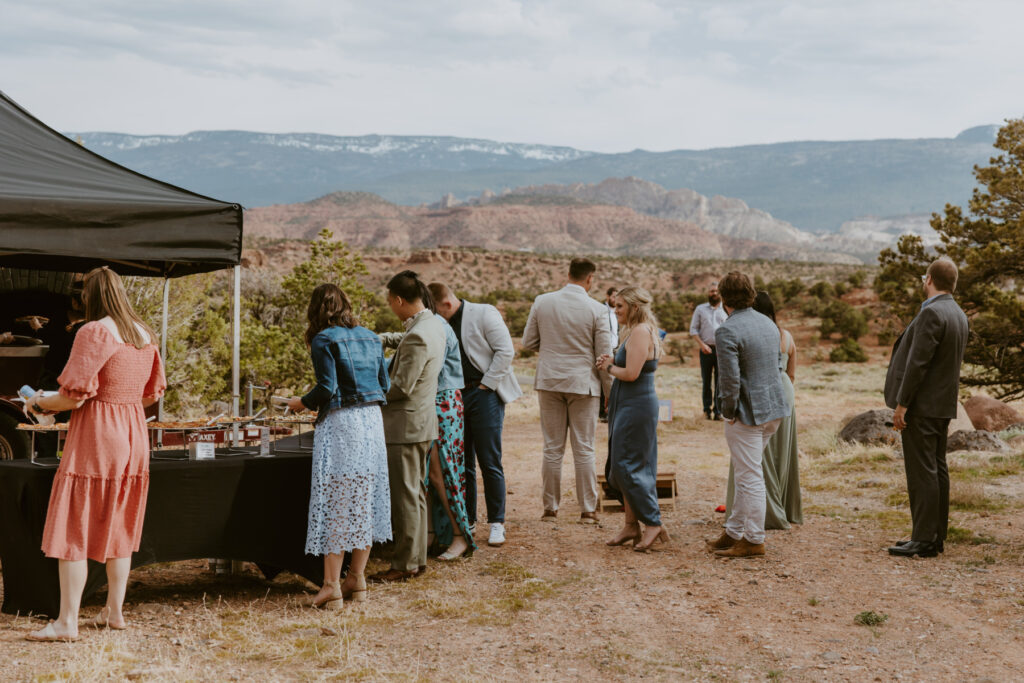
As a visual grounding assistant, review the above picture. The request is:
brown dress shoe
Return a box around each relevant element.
[367,568,417,584]
[579,511,599,524]
[541,509,558,521]
[714,538,765,558]
[705,532,736,551]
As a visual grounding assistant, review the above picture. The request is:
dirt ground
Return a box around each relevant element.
[3,356,1024,682]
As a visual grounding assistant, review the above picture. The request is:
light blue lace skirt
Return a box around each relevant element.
[305,403,392,555]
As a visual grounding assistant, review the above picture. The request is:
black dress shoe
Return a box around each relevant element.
[894,539,944,553]
[888,540,939,557]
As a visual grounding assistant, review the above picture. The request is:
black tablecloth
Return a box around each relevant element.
[0,448,323,617]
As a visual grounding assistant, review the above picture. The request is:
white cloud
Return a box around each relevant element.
[1,0,1022,151]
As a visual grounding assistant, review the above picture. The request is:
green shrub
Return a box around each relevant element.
[830,338,868,363]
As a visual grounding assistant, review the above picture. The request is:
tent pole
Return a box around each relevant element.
[157,277,169,448]
[231,265,241,446]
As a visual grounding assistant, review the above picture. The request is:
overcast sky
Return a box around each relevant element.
[2,0,1022,152]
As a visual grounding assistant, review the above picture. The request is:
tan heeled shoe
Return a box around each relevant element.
[634,527,670,553]
[309,580,344,610]
[606,526,642,547]
[342,573,367,603]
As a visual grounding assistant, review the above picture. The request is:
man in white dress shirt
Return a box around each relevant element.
[689,280,728,420]
[599,286,619,422]
[522,258,613,524]
[430,283,522,548]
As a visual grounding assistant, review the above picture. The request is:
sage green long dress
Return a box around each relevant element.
[725,330,803,529]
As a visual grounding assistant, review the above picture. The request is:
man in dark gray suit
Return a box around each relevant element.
[705,272,791,558]
[884,257,968,558]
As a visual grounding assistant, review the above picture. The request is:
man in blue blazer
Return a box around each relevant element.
[706,271,790,558]
[884,258,968,558]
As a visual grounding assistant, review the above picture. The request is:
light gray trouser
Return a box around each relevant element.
[724,418,782,545]
[538,390,599,514]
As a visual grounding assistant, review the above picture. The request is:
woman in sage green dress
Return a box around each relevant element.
[725,291,803,529]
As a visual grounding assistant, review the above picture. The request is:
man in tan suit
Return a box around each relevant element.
[523,258,613,523]
[370,271,446,583]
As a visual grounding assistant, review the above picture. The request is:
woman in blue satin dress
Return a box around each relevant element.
[597,286,669,553]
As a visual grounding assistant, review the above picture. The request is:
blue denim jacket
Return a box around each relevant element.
[301,325,390,414]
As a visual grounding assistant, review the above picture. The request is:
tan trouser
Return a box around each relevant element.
[386,440,431,572]
[538,390,599,513]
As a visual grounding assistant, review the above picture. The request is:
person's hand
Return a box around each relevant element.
[286,397,306,412]
[596,354,612,371]
[700,343,712,355]
[18,315,49,331]
[893,405,907,431]
[0,331,13,345]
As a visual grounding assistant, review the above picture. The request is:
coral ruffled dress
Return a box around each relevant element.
[41,320,166,562]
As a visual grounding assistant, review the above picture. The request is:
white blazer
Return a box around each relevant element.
[460,301,523,404]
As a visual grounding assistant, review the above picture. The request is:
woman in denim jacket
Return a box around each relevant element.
[287,284,391,609]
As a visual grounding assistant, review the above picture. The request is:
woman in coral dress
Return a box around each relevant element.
[25,267,165,642]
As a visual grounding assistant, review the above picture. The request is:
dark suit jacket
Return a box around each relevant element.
[883,293,968,419]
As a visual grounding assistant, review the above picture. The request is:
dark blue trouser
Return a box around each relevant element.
[462,386,506,525]
[699,346,721,416]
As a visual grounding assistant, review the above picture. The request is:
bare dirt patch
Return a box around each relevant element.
[4,360,1024,681]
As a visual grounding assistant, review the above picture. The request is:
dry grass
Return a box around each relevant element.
[6,360,1024,680]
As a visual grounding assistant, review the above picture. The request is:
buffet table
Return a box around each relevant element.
[0,447,323,617]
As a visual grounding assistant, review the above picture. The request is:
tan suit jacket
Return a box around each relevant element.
[382,310,446,444]
[522,284,613,396]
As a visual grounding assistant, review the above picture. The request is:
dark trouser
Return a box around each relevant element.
[901,415,951,543]
[699,347,720,416]
[463,386,506,525]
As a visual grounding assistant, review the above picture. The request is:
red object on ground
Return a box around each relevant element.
[715,505,726,513]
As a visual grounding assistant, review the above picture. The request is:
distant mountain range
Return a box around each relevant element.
[71,126,999,233]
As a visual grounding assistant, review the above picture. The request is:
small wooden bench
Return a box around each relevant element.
[597,471,677,512]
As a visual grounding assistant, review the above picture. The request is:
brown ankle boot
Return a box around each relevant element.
[714,538,765,558]
[705,532,736,551]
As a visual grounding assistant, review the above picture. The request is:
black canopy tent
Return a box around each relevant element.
[0,89,244,424]
[0,89,242,276]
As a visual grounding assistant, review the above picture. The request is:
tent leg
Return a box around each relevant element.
[232,265,241,446]
[157,277,169,448]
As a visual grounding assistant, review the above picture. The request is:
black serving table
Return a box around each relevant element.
[0,447,323,617]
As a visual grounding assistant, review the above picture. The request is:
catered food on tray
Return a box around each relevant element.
[16,422,69,431]
[147,419,227,430]
[266,414,317,424]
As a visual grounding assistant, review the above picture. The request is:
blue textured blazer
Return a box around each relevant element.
[715,307,791,426]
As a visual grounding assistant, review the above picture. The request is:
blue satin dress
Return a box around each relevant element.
[605,343,661,526]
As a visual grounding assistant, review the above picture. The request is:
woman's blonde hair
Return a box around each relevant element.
[82,267,156,349]
[617,286,661,355]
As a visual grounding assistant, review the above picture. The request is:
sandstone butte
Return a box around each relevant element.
[243,192,858,264]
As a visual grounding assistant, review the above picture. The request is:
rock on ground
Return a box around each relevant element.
[947,430,1011,453]
[963,395,1023,432]
[839,409,898,446]
[948,403,974,434]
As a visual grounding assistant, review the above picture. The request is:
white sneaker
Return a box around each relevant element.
[488,523,506,547]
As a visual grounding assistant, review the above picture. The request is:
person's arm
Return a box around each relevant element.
[521,301,540,351]
[786,333,797,384]
[386,333,429,401]
[715,325,741,421]
[31,392,83,413]
[690,307,711,354]
[896,308,943,409]
[378,331,404,349]
[600,325,652,382]
[298,336,337,411]
[479,306,515,391]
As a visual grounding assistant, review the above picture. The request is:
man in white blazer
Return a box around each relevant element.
[430,283,522,547]
[522,258,613,523]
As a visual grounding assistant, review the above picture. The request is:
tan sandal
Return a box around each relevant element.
[342,573,367,603]
[309,580,344,610]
